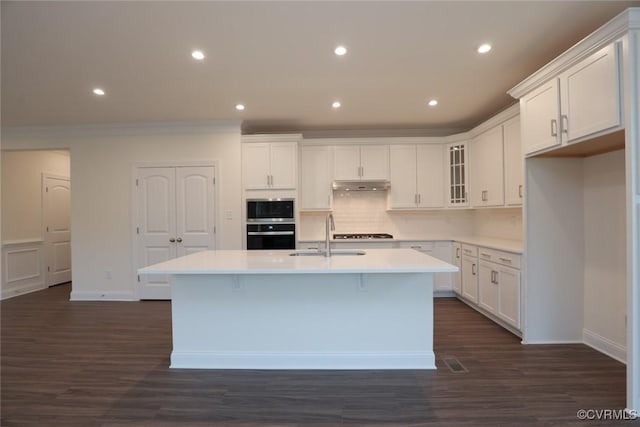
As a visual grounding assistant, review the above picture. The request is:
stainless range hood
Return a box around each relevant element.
[332,180,390,191]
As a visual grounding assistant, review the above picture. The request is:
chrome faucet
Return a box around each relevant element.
[325,213,335,257]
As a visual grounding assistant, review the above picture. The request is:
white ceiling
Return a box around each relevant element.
[2,1,639,135]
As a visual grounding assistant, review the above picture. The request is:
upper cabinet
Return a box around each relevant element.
[334,145,389,181]
[299,145,333,210]
[389,144,444,209]
[445,141,469,208]
[242,135,299,190]
[503,116,523,206]
[520,42,622,156]
[470,125,505,207]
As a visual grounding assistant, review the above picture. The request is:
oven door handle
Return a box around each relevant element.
[247,231,295,236]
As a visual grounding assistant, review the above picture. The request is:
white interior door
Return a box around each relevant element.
[137,168,177,299]
[137,165,216,299]
[43,175,71,286]
[176,166,216,257]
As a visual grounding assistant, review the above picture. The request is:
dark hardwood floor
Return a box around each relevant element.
[1,283,632,426]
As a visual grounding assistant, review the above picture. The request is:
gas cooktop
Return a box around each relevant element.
[333,233,394,240]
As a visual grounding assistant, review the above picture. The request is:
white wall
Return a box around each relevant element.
[2,122,242,300]
[1,150,70,241]
[583,149,627,361]
[299,190,476,240]
[472,207,523,241]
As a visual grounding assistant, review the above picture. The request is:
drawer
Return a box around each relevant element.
[477,247,521,269]
[461,244,477,257]
[398,241,435,253]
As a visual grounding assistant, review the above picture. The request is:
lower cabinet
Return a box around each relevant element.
[397,241,453,292]
[461,244,478,303]
[452,242,462,295]
[459,243,522,332]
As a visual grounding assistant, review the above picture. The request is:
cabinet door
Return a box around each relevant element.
[461,255,478,303]
[242,143,271,189]
[503,116,523,206]
[299,146,333,210]
[445,142,469,207]
[561,42,621,143]
[269,142,297,189]
[520,78,561,155]
[452,243,462,294]
[497,266,521,329]
[333,145,361,180]
[360,145,389,180]
[471,126,504,207]
[478,261,498,314]
[416,144,445,208]
[433,241,452,291]
[389,145,417,208]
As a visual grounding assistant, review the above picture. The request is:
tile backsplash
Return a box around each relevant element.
[299,190,522,241]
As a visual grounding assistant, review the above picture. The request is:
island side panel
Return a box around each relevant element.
[169,273,435,369]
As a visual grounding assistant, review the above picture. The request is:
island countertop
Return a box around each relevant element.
[138,248,458,275]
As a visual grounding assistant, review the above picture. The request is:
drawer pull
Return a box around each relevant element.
[480,253,490,258]
[498,257,512,264]
[410,246,422,249]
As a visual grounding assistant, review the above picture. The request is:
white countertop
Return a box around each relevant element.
[298,236,523,254]
[138,248,458,275]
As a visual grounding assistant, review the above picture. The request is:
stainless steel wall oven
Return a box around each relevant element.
[246,198,295,250]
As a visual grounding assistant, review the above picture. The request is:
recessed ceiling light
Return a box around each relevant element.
[191,50,205,60]
[93,88,105,96]
[235,104,245,111]
[332,101,341,109]
[334,45,347,56]
[428,99,438,107]
[477,43,492,54]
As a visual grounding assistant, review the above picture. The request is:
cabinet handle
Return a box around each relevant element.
[410,246,422,250]
[491,271,498,284]
[561,114,568,134]
[270,175,274,186]
[176,237,183,243]
[551,119,558,137]
[414,194,418,205]
[169,238,176,243]
[518,185,523,198]
[480,252,490,258]
[481,190,488,202]
[456,247,460,258]
[498,257,512,264]
[418,194,421,204]
[472,263,476,275]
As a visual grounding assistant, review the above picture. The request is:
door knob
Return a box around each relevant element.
[176,237,183,243]
[169,238,176,243]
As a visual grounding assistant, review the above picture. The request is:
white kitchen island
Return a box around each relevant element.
[138,248,457,370]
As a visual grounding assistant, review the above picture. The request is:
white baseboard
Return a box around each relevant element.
[171,351,437,370]
[583,328,626,364]
[70,290,137,301]
[1,282,47,300]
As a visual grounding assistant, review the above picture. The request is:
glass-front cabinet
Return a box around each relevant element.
[446,141,469,207]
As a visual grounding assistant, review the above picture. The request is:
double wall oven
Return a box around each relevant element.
[246,198,296,250]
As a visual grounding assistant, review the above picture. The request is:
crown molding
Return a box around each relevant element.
[509,7,639,99]
[241,133,303,144]
[2,119,242,140]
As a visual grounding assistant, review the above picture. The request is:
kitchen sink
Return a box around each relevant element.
[289,250,366,257]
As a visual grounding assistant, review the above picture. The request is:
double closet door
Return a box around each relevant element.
[136,165,216,299]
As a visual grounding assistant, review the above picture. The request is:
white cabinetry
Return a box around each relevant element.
[389,145,444,209]
[461,244,478,303]
[242,138,298,190]
[299,146,333,210]
[334,145,389,181]
[398,241,452,292]
[466,245,521,330]
[452,242,462,295]
[503,116,523,206]
[470,126,505,207]
[520,42,621,156]
[445,141,469,207]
